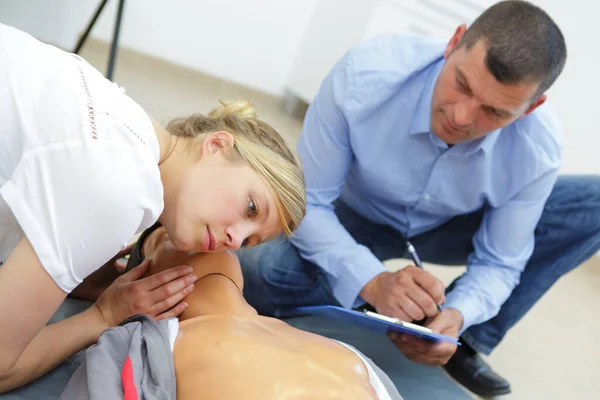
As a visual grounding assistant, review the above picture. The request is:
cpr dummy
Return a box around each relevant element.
[142,227,379,400]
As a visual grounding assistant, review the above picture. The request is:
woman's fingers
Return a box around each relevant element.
[94,262,196,327]
[150,283,195,317]
[152,273,197,301]
[120,258,152,281]
[140,264,195,290]
[155,301,190,322]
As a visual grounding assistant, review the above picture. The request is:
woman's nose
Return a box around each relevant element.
[226,232,243,250]
[226,223,253,250]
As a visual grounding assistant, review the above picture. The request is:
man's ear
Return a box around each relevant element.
[522,94,547,118]
[444,24,467,59]
[201,131,235,157]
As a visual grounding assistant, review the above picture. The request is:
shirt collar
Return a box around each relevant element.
[454,129,501,156]
[409,60,443,136]
[475,129,501,154]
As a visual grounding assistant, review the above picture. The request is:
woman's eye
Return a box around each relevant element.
[247,197,259,218]
[241,237,250,248]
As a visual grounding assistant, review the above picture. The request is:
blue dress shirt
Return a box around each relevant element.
[291,34,563,332]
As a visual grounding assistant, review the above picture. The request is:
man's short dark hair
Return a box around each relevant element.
[460,0,566,98]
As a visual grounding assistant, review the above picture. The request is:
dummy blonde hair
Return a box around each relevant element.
[167,100,306,236]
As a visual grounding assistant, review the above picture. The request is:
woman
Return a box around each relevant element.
[0,23,305,391]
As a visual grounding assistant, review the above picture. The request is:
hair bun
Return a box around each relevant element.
[208,99,257,120]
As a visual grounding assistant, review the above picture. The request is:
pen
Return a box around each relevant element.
[406,241,443,312]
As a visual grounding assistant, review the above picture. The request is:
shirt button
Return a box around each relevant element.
[423,193,431,201]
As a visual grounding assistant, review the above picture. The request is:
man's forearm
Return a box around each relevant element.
[292,205,387,308]
[0,305,107,393]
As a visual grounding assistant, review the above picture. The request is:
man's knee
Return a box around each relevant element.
[237,238,302,275]
[546,175,600,211]
[237,238,317,292]
[540,175,600,237]
[236,238,329,316]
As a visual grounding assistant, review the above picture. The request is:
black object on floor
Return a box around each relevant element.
[74,0,126,82]
[443,340,511,397]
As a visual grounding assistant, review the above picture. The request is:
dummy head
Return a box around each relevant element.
[430,0,566,144]
[159,100,306,252]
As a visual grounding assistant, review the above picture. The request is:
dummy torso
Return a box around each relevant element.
[142,227,378,400]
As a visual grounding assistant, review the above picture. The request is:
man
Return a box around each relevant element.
[238,1,600,397]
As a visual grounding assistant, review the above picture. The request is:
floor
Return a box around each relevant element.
[79,40,600,400]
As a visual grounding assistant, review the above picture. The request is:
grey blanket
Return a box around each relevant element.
[60,314,175,400]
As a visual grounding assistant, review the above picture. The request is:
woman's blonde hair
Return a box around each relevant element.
[166,99,306,236]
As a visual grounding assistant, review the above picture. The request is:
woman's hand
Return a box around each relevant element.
[93,258,198,329]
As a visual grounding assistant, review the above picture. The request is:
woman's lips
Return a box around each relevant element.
[203,228,210,252]
[207,227,216,251]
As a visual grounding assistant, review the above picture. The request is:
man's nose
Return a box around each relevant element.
[454,99,477,127]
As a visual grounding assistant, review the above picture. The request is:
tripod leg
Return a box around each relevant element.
[106,0,126,81]
[74,0,109,54]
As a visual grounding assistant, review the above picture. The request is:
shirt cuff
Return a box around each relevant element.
[443,289,485,335]
[327,248,387,309]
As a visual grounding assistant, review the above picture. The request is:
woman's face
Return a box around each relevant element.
[161,132,283,252]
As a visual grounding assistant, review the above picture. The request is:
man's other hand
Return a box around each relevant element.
[388,308,463,366]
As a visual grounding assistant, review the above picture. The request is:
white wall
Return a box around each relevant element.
[286,0,489,106]
[529,0,600,176]
[285,0,380,103]
[0,0,597,175]
[0,0,318,95]
[0,0,99,50]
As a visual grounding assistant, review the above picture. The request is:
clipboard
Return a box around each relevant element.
[295,305,460,345]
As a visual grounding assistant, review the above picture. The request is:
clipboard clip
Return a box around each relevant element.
[363,310,434,334]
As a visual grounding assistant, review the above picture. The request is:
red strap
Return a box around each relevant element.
[122,356,138,400]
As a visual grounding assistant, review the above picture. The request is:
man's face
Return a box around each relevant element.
[430,25,546,145]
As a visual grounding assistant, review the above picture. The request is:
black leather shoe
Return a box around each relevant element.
[443,342,511,397]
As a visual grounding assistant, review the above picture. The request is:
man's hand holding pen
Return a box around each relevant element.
[359,241,464,365]
[359,266,445,322]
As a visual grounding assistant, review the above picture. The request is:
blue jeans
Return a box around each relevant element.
[238,175,600,355]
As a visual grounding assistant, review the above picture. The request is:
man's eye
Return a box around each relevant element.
[485,107,502,118]
[247,197,259,218]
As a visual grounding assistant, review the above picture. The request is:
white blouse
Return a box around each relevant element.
[0,23,164,292]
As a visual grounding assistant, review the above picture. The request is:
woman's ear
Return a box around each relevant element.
[201,131,235,158]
